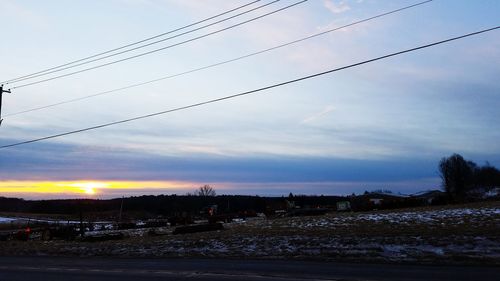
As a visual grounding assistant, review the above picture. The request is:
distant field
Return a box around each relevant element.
[1,201,499,265]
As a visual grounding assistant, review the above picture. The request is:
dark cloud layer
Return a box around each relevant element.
[2,140,500,197]
[0,139,438,182]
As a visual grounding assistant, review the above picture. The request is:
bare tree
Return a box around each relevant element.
[439,154,475,202]
[196,185,216,197]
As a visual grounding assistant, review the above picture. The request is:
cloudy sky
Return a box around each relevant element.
[0,0,499,199]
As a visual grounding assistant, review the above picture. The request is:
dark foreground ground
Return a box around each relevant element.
[0,256,499,281]
[1,202,499,265]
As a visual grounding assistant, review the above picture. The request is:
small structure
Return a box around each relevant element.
[336,201,351,211]
[369,198,383,205]
[285,200,296,210]
[203,204,218,217]
[483,187,500,199]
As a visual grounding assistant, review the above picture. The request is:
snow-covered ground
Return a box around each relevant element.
[1,204,499,265]
[0,215,113,226]
[260,207,500,229]
[0,217,16,223]
[0,216,77,224]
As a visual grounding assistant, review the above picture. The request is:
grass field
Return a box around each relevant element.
[1,201,499,265]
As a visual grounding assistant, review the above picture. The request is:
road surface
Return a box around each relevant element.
[0,256,498,281]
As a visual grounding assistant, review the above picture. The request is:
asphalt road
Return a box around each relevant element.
[0,257,498,281]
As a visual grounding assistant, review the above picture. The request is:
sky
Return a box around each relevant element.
[0,0,499,199]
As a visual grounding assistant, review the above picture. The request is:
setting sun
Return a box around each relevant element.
[64,182,110,195]
[0,180,198,198]
[83,187,95,195]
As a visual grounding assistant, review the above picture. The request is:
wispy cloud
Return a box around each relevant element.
[0,1,49,30]
[301,105,335,124]
[323,0,351,14]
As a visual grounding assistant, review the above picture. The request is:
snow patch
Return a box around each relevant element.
[0,217,16,223]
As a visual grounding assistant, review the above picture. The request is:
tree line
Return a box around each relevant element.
[439,153,500,202]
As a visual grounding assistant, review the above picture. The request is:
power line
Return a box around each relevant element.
[5,0,279,85]
[3,0,432,117]
[8,0,307,90]
[1,26,497,150]
[1,0,262,85]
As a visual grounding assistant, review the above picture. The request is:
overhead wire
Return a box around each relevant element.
[5,0,279,85]
[3,0,432,118]
[1,0,262,85]
[8,0,308,90]
[1,25,498,149]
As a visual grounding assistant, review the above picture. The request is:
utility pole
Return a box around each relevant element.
[118,196,124,224]
[0,84,12,126]
[79,200,85,238]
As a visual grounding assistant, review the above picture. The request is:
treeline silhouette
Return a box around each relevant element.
[439,154,500,202]
[0,195,346,218]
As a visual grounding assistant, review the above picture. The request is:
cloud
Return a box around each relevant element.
[301,105,335,124]
[323,0,351,14]
[162,0,240,15]
[0,1,49,31]
[0,139,441,182]
[217,178,441,196]
[3,138,500,198]
[1,0,499,201]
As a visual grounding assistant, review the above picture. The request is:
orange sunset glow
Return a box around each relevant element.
[0,181,198,197]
